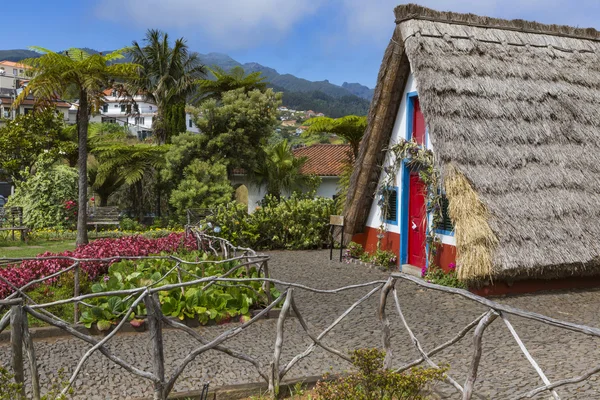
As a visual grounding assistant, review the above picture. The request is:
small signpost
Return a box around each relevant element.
[329,215,345,262]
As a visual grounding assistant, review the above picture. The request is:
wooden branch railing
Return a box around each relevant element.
[2,238,600,399]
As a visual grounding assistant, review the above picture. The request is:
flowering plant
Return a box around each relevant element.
[0,233,197,297]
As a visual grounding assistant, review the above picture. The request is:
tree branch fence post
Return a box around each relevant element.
[73,262,80,323]
[145,292,166,400]
[379,277,395,369]
[10,301,26,399]
[22,309,41,400]
[463,309,498,400]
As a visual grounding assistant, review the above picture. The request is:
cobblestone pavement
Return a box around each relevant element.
[2,250,600,399]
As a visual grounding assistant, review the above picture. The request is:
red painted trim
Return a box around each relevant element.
[434,243,457,273]
[471,277,600,297]
[352,226,400,264]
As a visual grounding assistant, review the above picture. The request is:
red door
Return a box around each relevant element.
[407,173,427,268]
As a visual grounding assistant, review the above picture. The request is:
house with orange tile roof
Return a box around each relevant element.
[231,144,353,212]
[0,61,30,91]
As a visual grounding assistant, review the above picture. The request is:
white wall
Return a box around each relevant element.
[315,177,339,199]
[231,175,340,213]
[186,113,200,133]
[365,73,417,234]
[364,72,455,246]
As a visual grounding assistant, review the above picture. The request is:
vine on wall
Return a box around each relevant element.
[376,138,444,274]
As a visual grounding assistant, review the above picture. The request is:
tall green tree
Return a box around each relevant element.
[15,47,138,245]
[304,115,367,158]
[127,29,205,144]
[0,110,75,181]
[252,140,307,199]
[187,88,281,174]
[169,160,233,221]
[196,66,267,101]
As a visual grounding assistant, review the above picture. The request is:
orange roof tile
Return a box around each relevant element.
[0,61,29,69]
[293,144,353,176]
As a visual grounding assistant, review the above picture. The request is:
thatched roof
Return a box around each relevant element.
[345,4,600,282]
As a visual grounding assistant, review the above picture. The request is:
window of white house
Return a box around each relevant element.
[135,117,145,125]
[13,69,17,76]
[189,119,193,128]
[114,104,119,108]
[121,105,126,112]
[102,104,108,113]
[149,106,152,110]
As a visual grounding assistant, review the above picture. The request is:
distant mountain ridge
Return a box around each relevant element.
[0,49,373,117]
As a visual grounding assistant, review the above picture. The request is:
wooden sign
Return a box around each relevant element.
[330,215,344,226]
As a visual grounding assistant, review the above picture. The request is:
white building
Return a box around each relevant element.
[232,144,352,213]
[90,89,200,139]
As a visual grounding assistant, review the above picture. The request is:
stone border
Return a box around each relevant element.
[0,309,292,343]
[131,374,443,400]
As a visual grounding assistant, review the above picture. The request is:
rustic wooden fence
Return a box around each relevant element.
[1,232,600,399]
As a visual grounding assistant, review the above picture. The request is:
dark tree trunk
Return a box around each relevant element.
[100,197,108,207]
[76,91,89,246]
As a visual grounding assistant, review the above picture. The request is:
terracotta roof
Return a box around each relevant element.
[0,61,29,69]
[293,144,352,176]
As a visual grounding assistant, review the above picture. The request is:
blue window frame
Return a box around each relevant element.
[383,187,399,225]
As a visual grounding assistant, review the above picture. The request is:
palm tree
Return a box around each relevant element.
[15,47,138,245]
[90,140,167,219]
[304,115,367,158]
[252,140,306,199]
[196,66,267,101]
[127,29,205,144]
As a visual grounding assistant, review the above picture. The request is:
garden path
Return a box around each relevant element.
[2,250,600,399]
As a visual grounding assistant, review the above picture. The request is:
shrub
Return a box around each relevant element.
[119,217,142,231]
[201,193,335,250]
[314,348,446,400]
[346,242,364,258]
[6,156,78,229]
[79,253,279,328]
[169,160,233,222]
[424,265,466,289]
[370,249,398,270]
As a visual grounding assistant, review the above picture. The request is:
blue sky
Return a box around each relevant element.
[3,1,600,88]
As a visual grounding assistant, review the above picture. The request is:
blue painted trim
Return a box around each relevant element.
[384,186,399,226]
[435,229,455,237]
[400,92,419,265]
[399,162,410,264]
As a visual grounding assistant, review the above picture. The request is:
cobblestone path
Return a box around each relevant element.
[2,250,600,399]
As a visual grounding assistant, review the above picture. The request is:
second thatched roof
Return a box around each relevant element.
[345,4,600,282]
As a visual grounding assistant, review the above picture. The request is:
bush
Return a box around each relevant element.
[200,193,335,250]
[6,156,78,229]
[346,242,364,258]
[314,348,446,400]
[79,253,279,328]
[119,217,142,231]
[370,249,398,270]
[424,265,466,289]
[169,160,233,222]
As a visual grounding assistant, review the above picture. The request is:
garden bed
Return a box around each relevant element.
[0,232,279,332]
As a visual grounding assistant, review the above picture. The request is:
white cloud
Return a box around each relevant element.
[95,0,325,49]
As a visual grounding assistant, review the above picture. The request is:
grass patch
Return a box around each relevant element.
[0,240,76,258]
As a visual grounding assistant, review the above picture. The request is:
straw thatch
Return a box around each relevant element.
[345,4,600,281]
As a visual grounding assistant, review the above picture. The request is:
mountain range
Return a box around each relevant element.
[0,49,374,118]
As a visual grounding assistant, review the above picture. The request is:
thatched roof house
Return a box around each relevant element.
[345,4,600,287]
